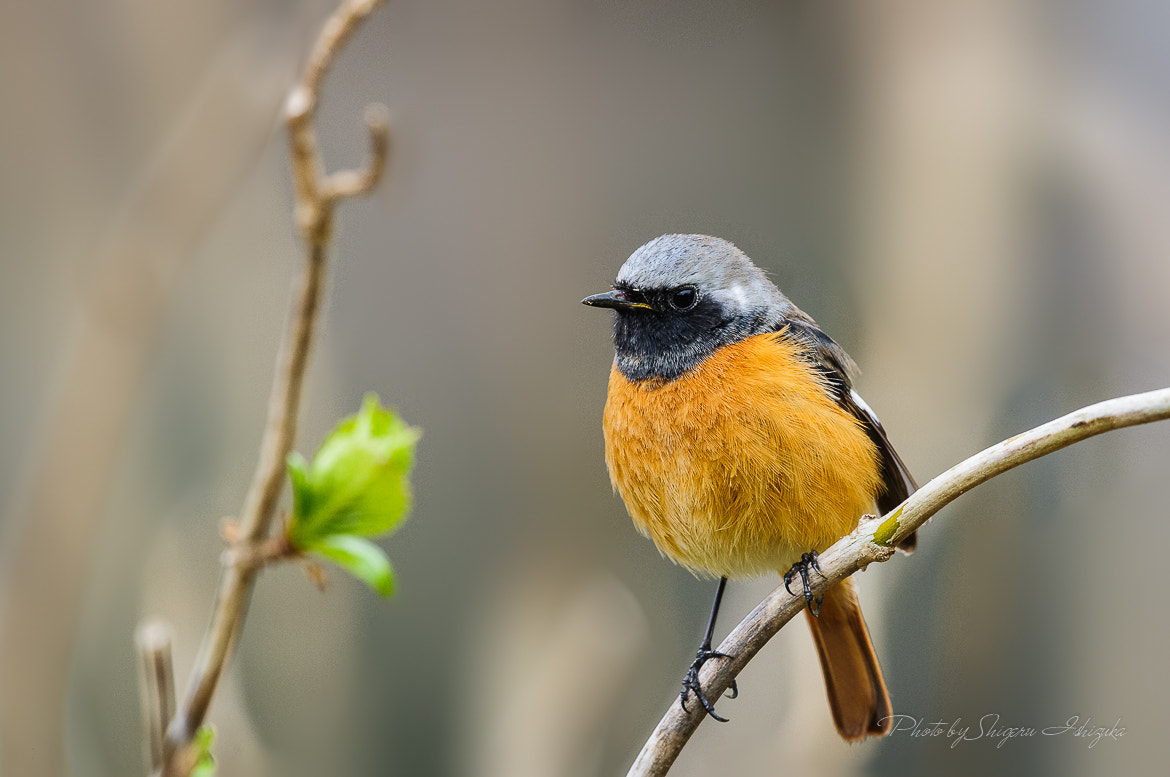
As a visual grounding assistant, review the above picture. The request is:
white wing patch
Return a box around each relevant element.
[850,389,882,428]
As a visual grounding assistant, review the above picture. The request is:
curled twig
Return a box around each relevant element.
[287,1,391,245]
[322,104,392,202]
[628,387,1170,777]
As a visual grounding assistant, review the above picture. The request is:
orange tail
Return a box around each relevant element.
[803,577,892,741]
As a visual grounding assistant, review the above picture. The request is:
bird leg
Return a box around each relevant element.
[680,576,738,721]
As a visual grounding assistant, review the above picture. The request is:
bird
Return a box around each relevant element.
[582,234,917,741]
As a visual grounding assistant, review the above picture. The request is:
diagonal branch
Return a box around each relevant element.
[628,387,1170,777]
[157,2,390,774]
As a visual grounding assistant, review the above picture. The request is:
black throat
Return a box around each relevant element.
[612,296,783,383]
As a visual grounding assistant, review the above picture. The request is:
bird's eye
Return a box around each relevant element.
[668,286,698,311]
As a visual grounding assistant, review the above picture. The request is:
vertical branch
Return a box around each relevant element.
[157,1,390,774]
[162,242,328,756]
[137,621,176,773]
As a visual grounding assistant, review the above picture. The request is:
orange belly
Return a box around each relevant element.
[603,331,882,578]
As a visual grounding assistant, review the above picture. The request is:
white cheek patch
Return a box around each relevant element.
[729,285,749,307]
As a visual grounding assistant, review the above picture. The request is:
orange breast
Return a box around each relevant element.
[603,331,882,578]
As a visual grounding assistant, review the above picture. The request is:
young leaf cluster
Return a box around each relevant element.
[286,394,420,596]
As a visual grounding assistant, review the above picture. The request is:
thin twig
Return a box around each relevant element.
[157,2,390,774]
[287,0,390,246]
[628,387,1170,777]
[137,621,176,773]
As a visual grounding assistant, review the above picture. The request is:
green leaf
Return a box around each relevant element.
[287,451,312,522]
[191,726,216,777]
[306,534,395,597]
[287,393,420,549]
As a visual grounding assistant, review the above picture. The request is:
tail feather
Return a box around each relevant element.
[803,577,891,741]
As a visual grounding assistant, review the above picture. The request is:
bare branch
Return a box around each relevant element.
[628,387,1170,777]
[322,103,392,201]
[157,2,390,774]
[137,621,176,773]
[288,0,392,245]
[301,0,387,103]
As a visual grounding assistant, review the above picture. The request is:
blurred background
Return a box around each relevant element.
[1,0,1168,775]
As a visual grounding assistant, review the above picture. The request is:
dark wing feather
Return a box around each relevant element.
[779,317,918,553]
[838,389,919,552]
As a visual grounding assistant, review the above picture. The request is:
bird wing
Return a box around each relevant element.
[779,317,918,552]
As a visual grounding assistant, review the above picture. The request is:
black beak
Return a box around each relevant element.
[581,289,653,311]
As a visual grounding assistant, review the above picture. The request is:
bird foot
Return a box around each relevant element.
[680,646,738,722]
[784,551,826,616]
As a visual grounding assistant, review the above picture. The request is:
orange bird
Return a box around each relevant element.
[583,234,916,740]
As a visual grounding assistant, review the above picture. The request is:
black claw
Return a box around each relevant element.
[784,551,826,615]
[680,647,734,722]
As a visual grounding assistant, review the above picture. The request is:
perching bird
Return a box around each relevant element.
[583,234,916,740]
